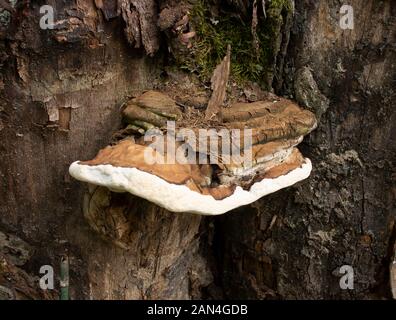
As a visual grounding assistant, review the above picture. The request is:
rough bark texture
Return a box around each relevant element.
[0,0,395,300]
[216,0,396,299]
[0,0,215,300]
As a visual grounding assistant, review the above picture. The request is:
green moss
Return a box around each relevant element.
[178,0,292,87]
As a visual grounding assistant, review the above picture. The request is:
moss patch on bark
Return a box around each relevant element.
[177,0,292,88]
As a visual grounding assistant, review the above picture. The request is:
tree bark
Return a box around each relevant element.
[216,0,396,299]
[0,0,394,300]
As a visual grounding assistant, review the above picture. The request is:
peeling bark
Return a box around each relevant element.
[119,0,160,56]
[204,46,231,122]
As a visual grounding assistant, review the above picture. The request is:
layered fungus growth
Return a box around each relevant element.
[69,50,316,215]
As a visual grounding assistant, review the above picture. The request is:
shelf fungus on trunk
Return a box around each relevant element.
[69,89,317,215]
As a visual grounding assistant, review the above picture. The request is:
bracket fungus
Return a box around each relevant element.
[70,51,316,215]
[69,92,316,215]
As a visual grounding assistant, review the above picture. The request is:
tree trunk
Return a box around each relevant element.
[216,0,396,299]
[0,0,394,300]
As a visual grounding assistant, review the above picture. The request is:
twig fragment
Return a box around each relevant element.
[205,45,231,122]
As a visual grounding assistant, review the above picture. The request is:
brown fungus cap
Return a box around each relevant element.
[69,91,317,215]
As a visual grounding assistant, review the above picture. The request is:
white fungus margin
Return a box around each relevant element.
[69,159,312,215]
